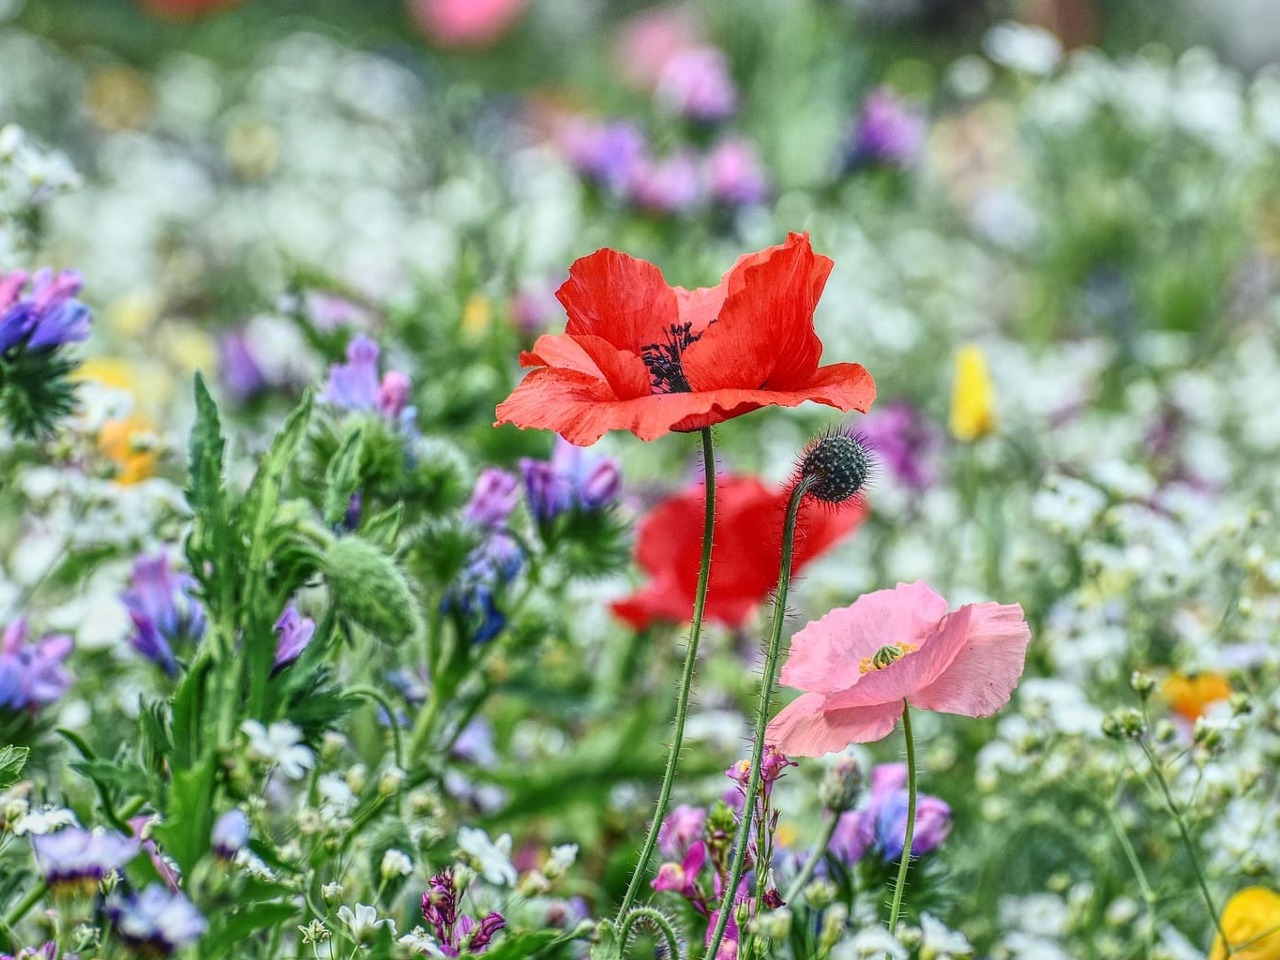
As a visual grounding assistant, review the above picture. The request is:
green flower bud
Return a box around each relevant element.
[322,536,421,645]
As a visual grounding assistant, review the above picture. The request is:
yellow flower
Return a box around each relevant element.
[949,344,997,442]
[74,358,161,485]
[1211,887,1280,960]
[85,64,153,132]
[1163,671,1232,724]
[461,293,492,340]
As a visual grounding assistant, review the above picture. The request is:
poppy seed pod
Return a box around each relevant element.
[798,431,871,505]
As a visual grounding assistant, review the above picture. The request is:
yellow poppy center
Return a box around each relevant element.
[860,642,917,674]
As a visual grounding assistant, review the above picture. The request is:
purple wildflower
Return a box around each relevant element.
[652,840,707,899]
[859,400,940,491]
[0,620,72,714]
[0,269,92,355]
[559,119,647,194]
[463,468,520,529]
[509,282,559,336]
[121,554,206,676]
[0,943,57,960]
[655,46,738,122]
[726,744,796,800]
[518,438,621,526]
[442,533,522,645]
[105,885,207,955]
[272,602,316,669]
[829,762,952,865]
[32,828,139,893]
[217,332,267,404]
[323,335,416,429]
[846,87,926,171]
[628,151,704,215]
[211,809,250,861]
[706,137,770,207]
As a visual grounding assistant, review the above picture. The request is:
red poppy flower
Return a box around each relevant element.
[495,233,876,446]
[612,475,866,630]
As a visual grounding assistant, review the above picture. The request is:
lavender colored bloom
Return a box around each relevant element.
[0,620,72,713]
[464,468,520,529]
[304,292,373,332]
[105,885,207,954]
[859,400,940,491]
[726,744,796,800]
[519,438,622,526]
[628,152,704,215]
[451,716,498,767]
[706,137,770,207]
[273,602,316,669]
[655,46,738,122]
[217,331,266,403]
[827,762,951,866]
[846,88,926,171]
[0,269,92,355]
[658,804,706,859]
[32,827,139,891]
[560,119,647,194]
[122,555,206,676]
[211,809,250,861]
[323,335,417,430]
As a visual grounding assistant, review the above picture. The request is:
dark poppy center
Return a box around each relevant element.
[641,321,702,394]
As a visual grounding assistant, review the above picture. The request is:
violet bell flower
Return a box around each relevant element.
[105,885,207,955]
[0,620,73,714]
[519,437,621,526]
[273,602,316,669]
[323,335,416,429]
[32,828,139,893]
[121,554,206,676]
[0,269,92,354]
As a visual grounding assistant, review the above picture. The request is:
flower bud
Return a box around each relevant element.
[322,882,344,904]
[322,536,421,646]
[820,755,864,813]
[750,908,792,940]
[797,431,871,505]
[345,764,368,795]
[1129,671,1155,698]
[818,903,848,950]
[378,766,406,796]
[804,878,838,909]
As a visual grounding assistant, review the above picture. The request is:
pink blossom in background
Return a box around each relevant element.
[628,151,704,214]
[612,4,702,90]
[767,581,1030,755]
[655,46,738,122]
[706,137,770,207]
[408,0,528,48]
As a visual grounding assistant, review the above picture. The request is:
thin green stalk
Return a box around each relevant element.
[1137,740,1231,951]
[2,880,46,933]
[706,478,810,959]
[1102,793,1157,960]
[783,812,840,905]
[347,685,405,772]
[885,702,917,949]
[615,428,718,925]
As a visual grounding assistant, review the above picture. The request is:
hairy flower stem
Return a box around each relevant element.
[614,428,718,926]
[1138,740,1231,950]
[706,477,811,959]
[885,702,917,952]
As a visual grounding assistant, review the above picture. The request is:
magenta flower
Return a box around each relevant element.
[767,581,1030,755]
[859,400,940,491]
[421,868,506,955]
[518,437,621,526]
[655,46,738,122]
[628,151,704,214]
[658,804,706,859]
[651,840,707,899]
[726,743,796,800]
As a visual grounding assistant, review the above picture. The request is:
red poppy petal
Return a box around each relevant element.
[673,284,728,337]
[682,233,832,392]
[558,248,680,353]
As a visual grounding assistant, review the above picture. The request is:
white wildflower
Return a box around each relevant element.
[380,848,413,880]
[240,720,314,780]
[457,826,517,886]
[337,903,396,943]
[920,913,973,958]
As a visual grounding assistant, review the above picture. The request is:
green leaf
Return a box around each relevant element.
[0,744,29,789]
[153,758,215,875]
[245,389,313,533]
[168,654,213,771]
[200,901,299,958]
[324,424,365,527]
[187,373,227,526]
[482,930,562,960]
[68,759,152,798]
[361,503,403,550]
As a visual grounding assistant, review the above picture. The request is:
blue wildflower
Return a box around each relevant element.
[121,554,206,676]
[0,269,92,355]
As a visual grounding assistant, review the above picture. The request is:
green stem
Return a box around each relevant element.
[347,685,405,773]
[3,880,46,933]
[706,478,810,959]
[1102,790,1156,960]
[615,428,718,925]
[885,702,917,947]
[617,906,682,960]
[1137,740,1230,951]
[783,811,840,905]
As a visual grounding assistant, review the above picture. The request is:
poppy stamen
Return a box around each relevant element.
[641,321,702,394]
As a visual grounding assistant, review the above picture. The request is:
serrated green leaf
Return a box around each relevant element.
[0,744,29,789]
[153,758,215,875]
[324,424,365,527]
[187,373,227,525]
[246,390,313,532]
[481,930,562,960]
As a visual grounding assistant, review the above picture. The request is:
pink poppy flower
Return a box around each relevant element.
[767,581,1030,756]
[408,0,528,48]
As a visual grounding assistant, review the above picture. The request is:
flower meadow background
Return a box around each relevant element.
[3,0,1280,957]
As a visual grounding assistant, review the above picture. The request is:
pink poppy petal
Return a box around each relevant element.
[908,602,1030,717]
[766,693,903,755]
[779,581,948,695]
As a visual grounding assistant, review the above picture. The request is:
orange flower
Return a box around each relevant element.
[495,233,876,446]
[1211,887,1280,960]
[1162,671,1231,723]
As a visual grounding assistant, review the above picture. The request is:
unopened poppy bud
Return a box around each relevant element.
[819,755,864,813]
[797,431,871,504]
